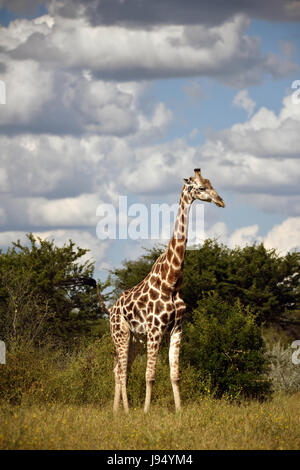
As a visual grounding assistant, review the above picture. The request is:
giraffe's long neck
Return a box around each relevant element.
[160,188,192,288]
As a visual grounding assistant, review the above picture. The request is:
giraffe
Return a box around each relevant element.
[100,168,225,414]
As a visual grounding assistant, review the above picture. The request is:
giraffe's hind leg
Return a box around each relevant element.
[113,355,122,414]
[112,316,130,414]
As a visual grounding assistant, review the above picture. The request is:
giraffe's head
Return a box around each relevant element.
[183,168,225,207]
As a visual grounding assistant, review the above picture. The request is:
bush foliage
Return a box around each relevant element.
[182,293,272,399]
[0,337,205,406]
[0,234,108,347]
[109,239,300,326]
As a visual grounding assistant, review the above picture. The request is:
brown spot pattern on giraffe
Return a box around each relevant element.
[108,176,217,413]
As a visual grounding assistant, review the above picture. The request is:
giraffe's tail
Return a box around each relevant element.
[59,276,111,316]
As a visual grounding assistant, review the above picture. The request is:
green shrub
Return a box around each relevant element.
[52,335,115,405]
[0,234,107,348]
[0,342,63,404]
[0,294,274,407]
[51,336,206,407]
[0,337,115,406]
[0,335,208,408]
[182,293,272,400]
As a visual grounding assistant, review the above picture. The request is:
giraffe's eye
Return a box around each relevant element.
[198,187,205,191]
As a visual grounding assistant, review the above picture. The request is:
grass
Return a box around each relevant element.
[1,335,299,450]
[1,392,299,450]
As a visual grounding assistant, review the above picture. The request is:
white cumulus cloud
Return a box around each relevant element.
[233,89,256,117]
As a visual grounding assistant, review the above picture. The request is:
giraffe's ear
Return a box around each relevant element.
[183,178,192,184]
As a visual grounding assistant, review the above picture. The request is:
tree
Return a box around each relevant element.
[182,241,300,325]
[0,234,108,347]
[182,293,272,400]
[108,244,164,303]
[108,239,300,328]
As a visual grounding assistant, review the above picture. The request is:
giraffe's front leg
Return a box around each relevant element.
[169,322,182,412]
[169,292,185,411]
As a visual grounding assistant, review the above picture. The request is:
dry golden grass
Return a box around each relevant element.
[0,392,299,450]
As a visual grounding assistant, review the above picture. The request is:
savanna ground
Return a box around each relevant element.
[1,393,299,450]
[1,332,300,451]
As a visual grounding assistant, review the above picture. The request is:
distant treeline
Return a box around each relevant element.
[0,234,299,347]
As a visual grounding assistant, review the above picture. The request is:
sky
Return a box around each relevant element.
[0,0,299,281]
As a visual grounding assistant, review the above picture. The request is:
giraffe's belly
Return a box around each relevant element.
[126,301,176,340]
[127,311,148,339]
